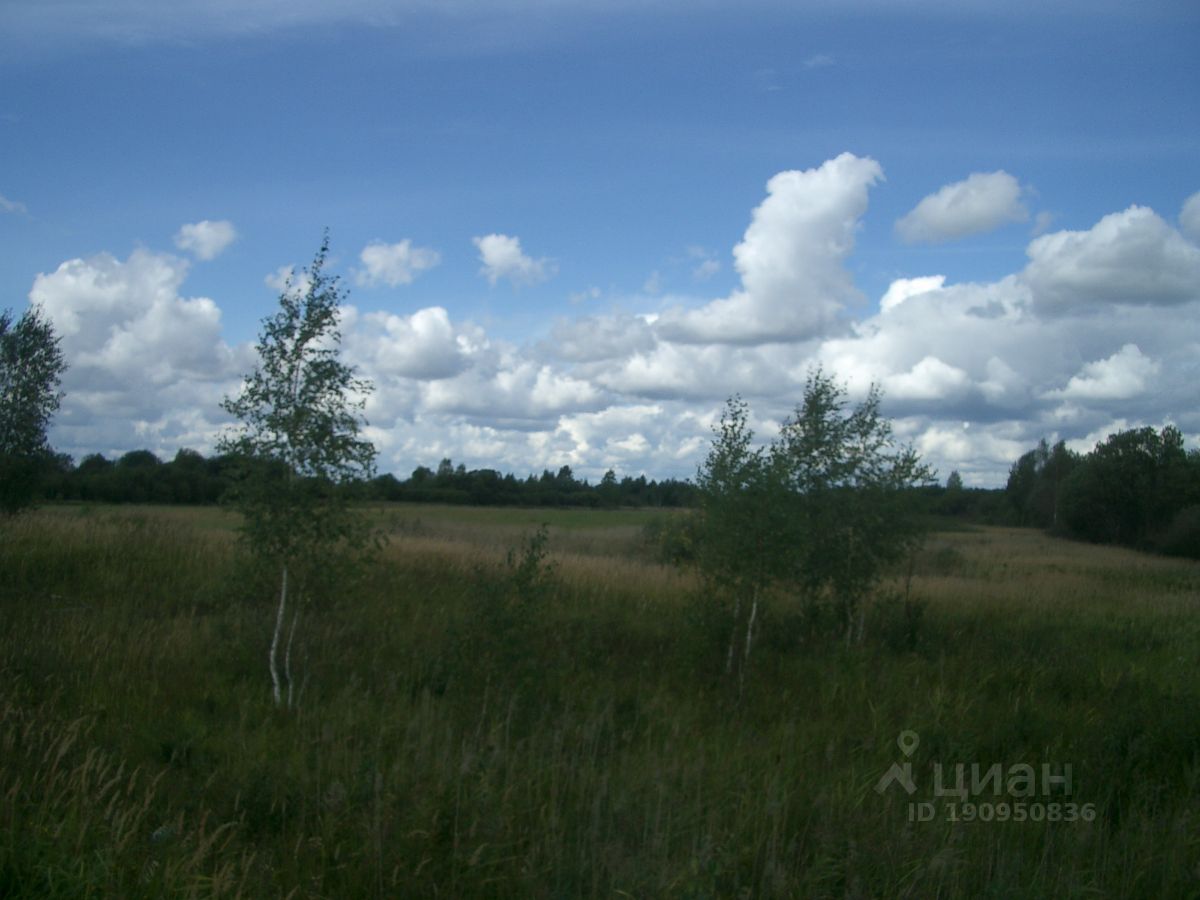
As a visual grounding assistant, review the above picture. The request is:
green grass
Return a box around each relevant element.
[2,505,1199,897]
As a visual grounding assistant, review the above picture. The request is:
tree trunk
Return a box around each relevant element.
[285,600,301,710]
[270,563,288,706]
[739,585,758,697]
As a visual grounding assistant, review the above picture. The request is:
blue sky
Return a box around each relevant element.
[2,0,1198,485]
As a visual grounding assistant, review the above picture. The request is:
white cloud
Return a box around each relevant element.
[473,233,555,287]
[885,356,971,402]
[0,192,27,215]
[541,313,656,363]
[1023,205,1200,311]
[423,355,603,423]
[173,220,237,260]
[879,275,945,312]
[355,239,441,287]
[656,152,883,345]
[344,305,470,380]
[21,157,1200,487]
[804,53,835,69]
[1181,191,1200,243]
[1046,343,1159,401]
[896,171,1027,243]
[30,249,245,458]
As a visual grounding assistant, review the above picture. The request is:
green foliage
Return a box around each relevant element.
[771,372,933,628]
[0,304,67,515]
[640,511,698,565]
[1006,438,1078,529]
[217,235,377,706]
[1157,505,1200,559]
[452,524,559,686]
[218,235,377,562]
[1047,426,1200,554]
[695,371,934,663]
[694,394,784,597]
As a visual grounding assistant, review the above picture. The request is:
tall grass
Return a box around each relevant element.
[2,507,1199,897]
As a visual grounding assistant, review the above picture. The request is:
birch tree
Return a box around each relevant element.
[696,372,933,687]
[772,370,933,644]
[694,397,788,691]
[218,236,376,708]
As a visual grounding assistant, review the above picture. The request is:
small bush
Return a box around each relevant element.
[640,512,698,566]
[449,524,558,687]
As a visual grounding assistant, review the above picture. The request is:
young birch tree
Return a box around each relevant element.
[218,236,376,708]
[696,372,933,687]
[772,369,933,645]
[694,396,788,691]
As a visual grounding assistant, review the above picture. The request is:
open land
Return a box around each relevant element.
[3,504,1199,897]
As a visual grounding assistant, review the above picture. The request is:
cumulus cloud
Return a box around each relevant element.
[19,157,1200,487]
[879,275,945,313]
[343,305,470,380]
[356,239,441,287]
[1046,343,1159,401]
[473,233,555,287]
[541,313,656,363]
[656,152,883,345]
[1181,191,1200,243]
[1023,205,1200,311]
[173,220,237,260]
[422,354,604,425]
[895,171,1028,243]
[30,248,245,458]
[885,356,972,402]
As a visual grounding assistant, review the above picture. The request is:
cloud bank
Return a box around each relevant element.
[25,154,1200,487]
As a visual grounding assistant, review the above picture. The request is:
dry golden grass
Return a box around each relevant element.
[909,527,1200,618]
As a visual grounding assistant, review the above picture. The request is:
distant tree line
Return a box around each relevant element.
[1006,427,1200,558]
[370,459,695,508]
[31,448,697,509]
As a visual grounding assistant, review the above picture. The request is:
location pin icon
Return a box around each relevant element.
[898,730,919,757]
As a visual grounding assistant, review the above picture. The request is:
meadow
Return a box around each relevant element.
[2,503,1199,898]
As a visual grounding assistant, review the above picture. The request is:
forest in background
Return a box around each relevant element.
[14,421,1200,563]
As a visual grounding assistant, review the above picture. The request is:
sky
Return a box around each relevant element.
[2,0,1198,486]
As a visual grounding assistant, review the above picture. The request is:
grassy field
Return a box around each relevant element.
[2,504,1199,898]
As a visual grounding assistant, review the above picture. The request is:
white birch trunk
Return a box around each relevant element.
[739,586,758,696]
[285,600,300,710]
[270,563,288,706]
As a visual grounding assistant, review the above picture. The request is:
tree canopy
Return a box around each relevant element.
[0,305,67,515]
